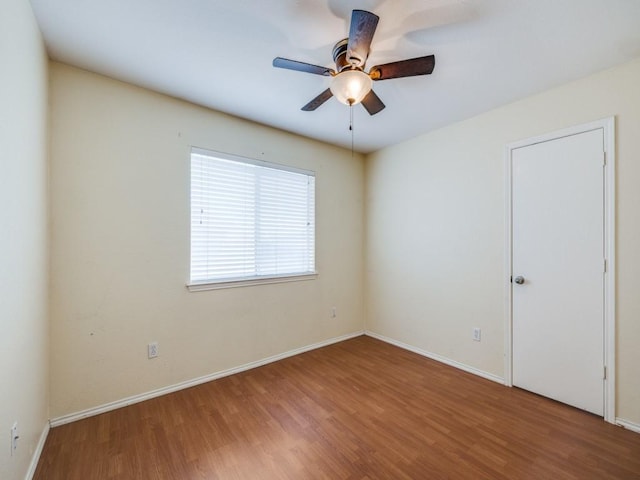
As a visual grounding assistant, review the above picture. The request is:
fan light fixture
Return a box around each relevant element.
[330,69,372,106]
[272,9,435,115]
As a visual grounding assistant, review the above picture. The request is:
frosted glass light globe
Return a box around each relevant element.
[330,69,372,105]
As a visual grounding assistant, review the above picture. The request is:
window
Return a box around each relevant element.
[189,148,316,289]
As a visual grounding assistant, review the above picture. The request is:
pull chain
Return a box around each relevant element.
[349,101,354,160]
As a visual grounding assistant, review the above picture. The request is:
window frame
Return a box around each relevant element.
[187,147,317,291]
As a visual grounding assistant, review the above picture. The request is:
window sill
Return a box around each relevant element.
[187,272,318,292]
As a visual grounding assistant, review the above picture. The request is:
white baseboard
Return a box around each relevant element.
[365,330,505,385]
[25,421,49,480]
[50,331,364,428]
[616,418,640,434]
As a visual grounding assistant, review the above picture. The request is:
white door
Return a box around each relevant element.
[511,128,604,416]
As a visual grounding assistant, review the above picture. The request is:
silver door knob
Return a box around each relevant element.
[514,276,525,285]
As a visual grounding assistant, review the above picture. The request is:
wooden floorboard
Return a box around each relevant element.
[34,336,640,479]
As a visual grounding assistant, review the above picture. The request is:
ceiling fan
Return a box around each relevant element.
[273,9,435,115]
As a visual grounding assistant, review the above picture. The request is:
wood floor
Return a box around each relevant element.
[35,336,640,479]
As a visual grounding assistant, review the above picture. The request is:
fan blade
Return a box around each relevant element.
[301,89,333,111]
[273,57,334,76]
[346,10,379,66]
[361,90,385,115]
[370,55,435,80]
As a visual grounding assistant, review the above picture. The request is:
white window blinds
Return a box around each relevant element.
[190,148,315,285]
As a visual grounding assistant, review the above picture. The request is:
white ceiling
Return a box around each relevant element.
[30,0,640,153]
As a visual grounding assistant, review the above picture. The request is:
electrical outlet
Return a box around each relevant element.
[473,328,481,342]
[148,342,159,359]
[10,422,18,455]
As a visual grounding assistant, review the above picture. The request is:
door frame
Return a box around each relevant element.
[503,117,616,423]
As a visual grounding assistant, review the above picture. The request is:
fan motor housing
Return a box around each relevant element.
[333,39,357,72]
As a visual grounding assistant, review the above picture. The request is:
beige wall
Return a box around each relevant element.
[0,0,50,479]
[365,57,640,425]
[49,63,365,418]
